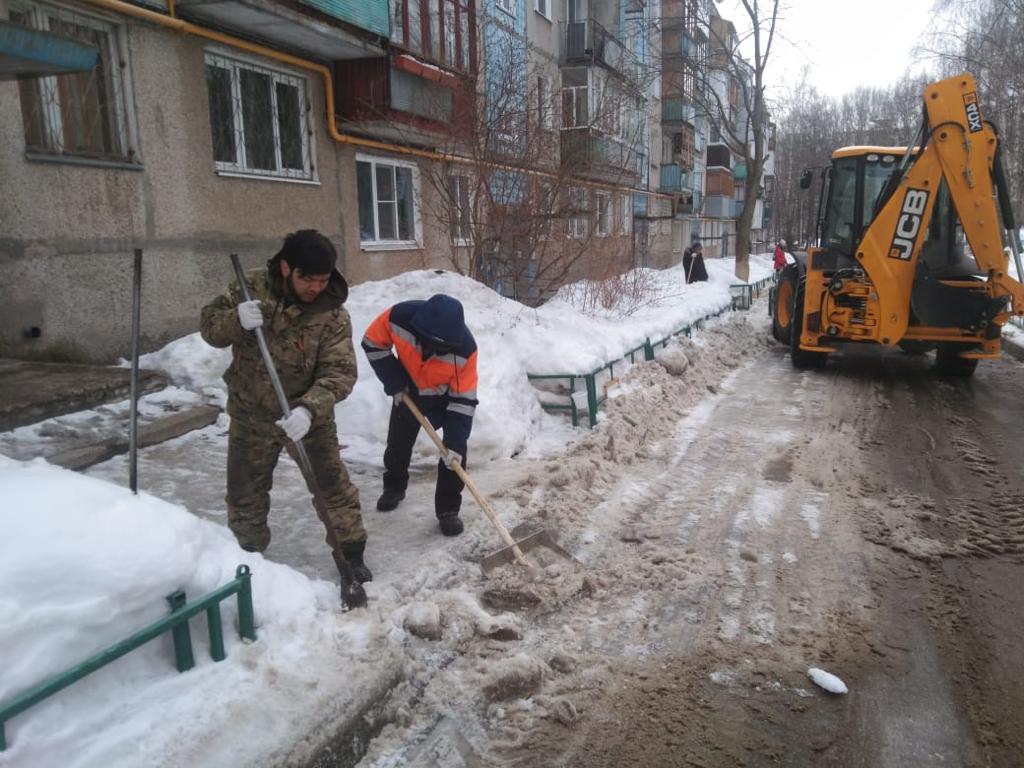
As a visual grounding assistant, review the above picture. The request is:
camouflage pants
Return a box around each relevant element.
[226,414,365,554]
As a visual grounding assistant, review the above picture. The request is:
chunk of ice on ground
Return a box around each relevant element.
[808,667,848,694]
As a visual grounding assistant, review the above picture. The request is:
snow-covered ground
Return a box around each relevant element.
[0,254,773,768]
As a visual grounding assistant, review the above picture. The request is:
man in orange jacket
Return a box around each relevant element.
[361,294,478,536]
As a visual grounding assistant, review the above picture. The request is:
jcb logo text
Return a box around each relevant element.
[888,188,929,260]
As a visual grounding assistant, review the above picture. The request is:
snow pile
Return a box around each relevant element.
[135,257,772,466]
[0,456,396,768]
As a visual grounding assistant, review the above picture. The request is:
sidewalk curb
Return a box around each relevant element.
[48,405,222,470]
[0,360,167,431]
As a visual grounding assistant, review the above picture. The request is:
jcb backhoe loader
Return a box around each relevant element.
[772,73,1024,376]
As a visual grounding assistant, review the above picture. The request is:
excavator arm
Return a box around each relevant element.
[858,74,1024,344]
[798,74,1024,362]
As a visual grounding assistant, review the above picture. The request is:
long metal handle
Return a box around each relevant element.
[228,255,319,491]
[400,393,528,565]
[129,248,142,494]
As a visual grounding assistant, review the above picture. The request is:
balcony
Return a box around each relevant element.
[703,194,731,218]
[560,127,644,182]
[659,163,688,193]
[560,18,640,85]
[172,0,385,60]
[662,97,697,124]
[660,17,702,59]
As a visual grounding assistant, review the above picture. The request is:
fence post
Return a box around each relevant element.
[166,591,195,672]
[643,338,655,361]
[236,565,256,642]
[207,604,225,662]
[585,374,598,428]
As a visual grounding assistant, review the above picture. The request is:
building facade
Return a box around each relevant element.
[658,0,773,259]
[1,0,675,361]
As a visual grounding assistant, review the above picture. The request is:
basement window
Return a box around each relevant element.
[204,52,316,182]
[10,0,139,163]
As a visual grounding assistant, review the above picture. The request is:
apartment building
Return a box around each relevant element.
[658,0,774,258]
[1,0,673,361]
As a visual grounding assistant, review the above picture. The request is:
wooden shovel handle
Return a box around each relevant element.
[400,393,527,565]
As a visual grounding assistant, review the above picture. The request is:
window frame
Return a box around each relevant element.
[620,192,632,235]
[448,172,473,246]
[567,186,588,239]
[595,191,610,237]
[390,0,475,72]
[356,153,424,250]
[536,75,555,131]
[204,51,317,183]
[11,0,139,164]
[533,0,550,19]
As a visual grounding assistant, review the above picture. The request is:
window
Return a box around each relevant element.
[390,0,473,72]
[205,53,314,181]
[536,182,554,235]
[448,173,472,244]
[496,0,514,15]
[536,75,554,130]
[561,86,589,128]
[567,187,587,239]
[620,193,632,235]
[357,155,421,248]
[534,0,549,18]
[595,192,610,237]
[11,0,136,162]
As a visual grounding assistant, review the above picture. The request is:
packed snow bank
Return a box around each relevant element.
[0,456,394,768]
[137,256,773,465]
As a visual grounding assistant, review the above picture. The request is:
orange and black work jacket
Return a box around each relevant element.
[361,299,478,454]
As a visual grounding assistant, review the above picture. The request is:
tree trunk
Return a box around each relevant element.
[733,165,762,282]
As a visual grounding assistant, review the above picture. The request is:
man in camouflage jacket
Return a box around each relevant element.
[200,230,370,604]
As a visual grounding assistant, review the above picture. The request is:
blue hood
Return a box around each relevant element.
[410,294,468,348]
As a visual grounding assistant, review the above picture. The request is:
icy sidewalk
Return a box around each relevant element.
[0,258,776,767]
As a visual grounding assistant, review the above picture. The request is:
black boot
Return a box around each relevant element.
[340,540,373,583]
[376,488,406,512]
[437,513,464,537]
[332,551,368,609]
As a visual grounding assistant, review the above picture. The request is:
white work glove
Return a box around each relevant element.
[276,406,312,442]
[392,389,407,408]
[237,299,264,331]
[443,449,462,470]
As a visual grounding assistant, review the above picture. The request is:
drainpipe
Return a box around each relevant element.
[81,0,667,200]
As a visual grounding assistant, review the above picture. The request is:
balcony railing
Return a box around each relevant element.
[662,97,696,123]
[659,163,689,192]
[660,18,702,59]
[560,126,644,179]
[560,18,640,84]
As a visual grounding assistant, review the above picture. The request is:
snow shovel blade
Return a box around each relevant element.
[480,528,575,576]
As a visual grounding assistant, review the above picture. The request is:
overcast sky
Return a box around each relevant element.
[715,0,939,99]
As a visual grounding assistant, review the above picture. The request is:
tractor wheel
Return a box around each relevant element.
[935,344,979,378]
[772,266,798,345]
[899,340,934,356]
[790,281,829,370]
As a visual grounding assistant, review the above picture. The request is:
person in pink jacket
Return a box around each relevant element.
[773,239,788,271]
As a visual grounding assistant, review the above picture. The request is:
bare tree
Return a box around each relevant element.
[414,18,655,305]
[689,0,779,281]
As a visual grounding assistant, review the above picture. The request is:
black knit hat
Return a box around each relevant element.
[278,230,337,275]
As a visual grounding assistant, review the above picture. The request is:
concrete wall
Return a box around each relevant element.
[0,18,455,362]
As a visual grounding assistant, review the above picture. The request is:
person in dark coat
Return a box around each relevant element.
[683,238,708,283]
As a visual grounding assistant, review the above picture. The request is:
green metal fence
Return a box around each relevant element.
[528,274,776,428]
[0,564,256,751]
